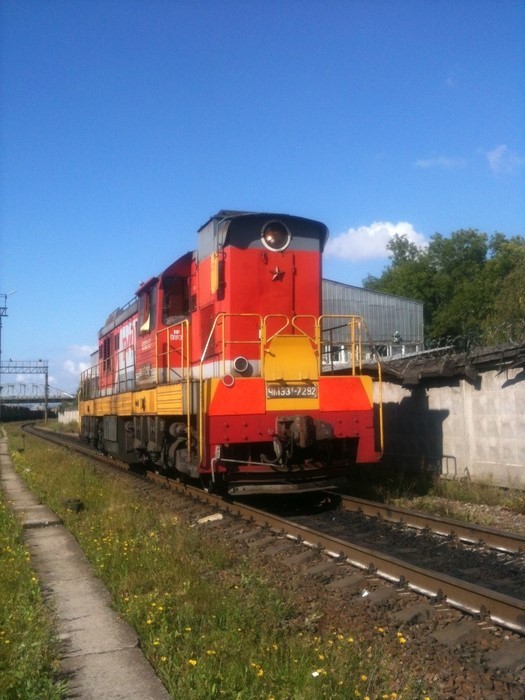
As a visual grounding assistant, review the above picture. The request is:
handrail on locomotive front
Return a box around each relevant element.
[155,319,192,458]
[196,312,384,464]
[198,312,264,469]
[317,314,365,375]
[318,314,384,454]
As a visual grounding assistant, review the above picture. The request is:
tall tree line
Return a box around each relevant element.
[363,230,525,345]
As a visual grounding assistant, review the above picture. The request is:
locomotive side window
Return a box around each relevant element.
[102,336,112,372]
[261,220,291,252]
[139,286,157,334]
[162,276,189,325]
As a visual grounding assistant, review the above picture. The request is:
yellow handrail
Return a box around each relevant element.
[155,320,192,457]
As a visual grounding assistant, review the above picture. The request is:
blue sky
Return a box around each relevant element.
[1,0,524,395]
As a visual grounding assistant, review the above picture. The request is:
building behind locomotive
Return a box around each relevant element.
[79,211,382,494]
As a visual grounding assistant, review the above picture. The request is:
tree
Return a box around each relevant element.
[363,230,525,345]
[483,238,525,342]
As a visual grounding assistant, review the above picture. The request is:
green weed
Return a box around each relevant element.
[5,426,433,699]
[0,493,65,699]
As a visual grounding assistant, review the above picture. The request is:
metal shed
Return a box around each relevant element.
[322,279,424,359]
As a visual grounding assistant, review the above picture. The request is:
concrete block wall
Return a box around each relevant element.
[376,366,525,487]
[58,409,79,425]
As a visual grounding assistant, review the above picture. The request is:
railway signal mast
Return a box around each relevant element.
[0,291,51,422]
[0,291,16,421]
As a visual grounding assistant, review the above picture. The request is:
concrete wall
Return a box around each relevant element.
[58,409,79,425]
[377,366,525,487]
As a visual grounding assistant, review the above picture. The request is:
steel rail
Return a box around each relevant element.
[336,493,525,553]
[24,426,525,636]
[150,475,525,635]
[227,499,525,636]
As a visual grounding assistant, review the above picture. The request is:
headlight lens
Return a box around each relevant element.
[261,221,291,251]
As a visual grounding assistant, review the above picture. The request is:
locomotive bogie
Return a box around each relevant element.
[79,211,383,493]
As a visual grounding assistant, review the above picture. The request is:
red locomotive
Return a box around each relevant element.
[79,211,383,494]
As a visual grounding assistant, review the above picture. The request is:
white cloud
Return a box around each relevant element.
[485,144,525,174]
[61,345,97,387]
[64,359,91,376]
[415,156,466,169]
[69,344,97,357]
[325,221,427,262]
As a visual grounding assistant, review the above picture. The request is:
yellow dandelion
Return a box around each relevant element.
[398,636,407,644]
[257,669,264,677]
[188,658,197,666]
[347,637,354,643]
[360,674,368,682]
[185,626,192,632]
[146,619,153,625]
[206,650,216,655]
[161,656,167,662]
[153,640,160,646]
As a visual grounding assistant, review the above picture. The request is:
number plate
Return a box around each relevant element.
[266,383,318,399]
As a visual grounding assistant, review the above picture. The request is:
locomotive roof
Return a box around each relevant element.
[99,297,138,338]
[197,210,253,231]
[197,210,328,259]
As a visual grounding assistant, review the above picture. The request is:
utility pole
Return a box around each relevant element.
[0,291,16,422]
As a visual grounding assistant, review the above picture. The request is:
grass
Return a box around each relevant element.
[427,477,525,511]
[39,419,79,434]
[0,476,66,698]
[345,462,525,519]
[2,423,433,699]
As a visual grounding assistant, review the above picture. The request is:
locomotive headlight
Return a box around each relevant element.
[261,221,291,252]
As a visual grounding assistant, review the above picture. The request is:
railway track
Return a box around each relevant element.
[336,493,525,553]
[21,424,525,636]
